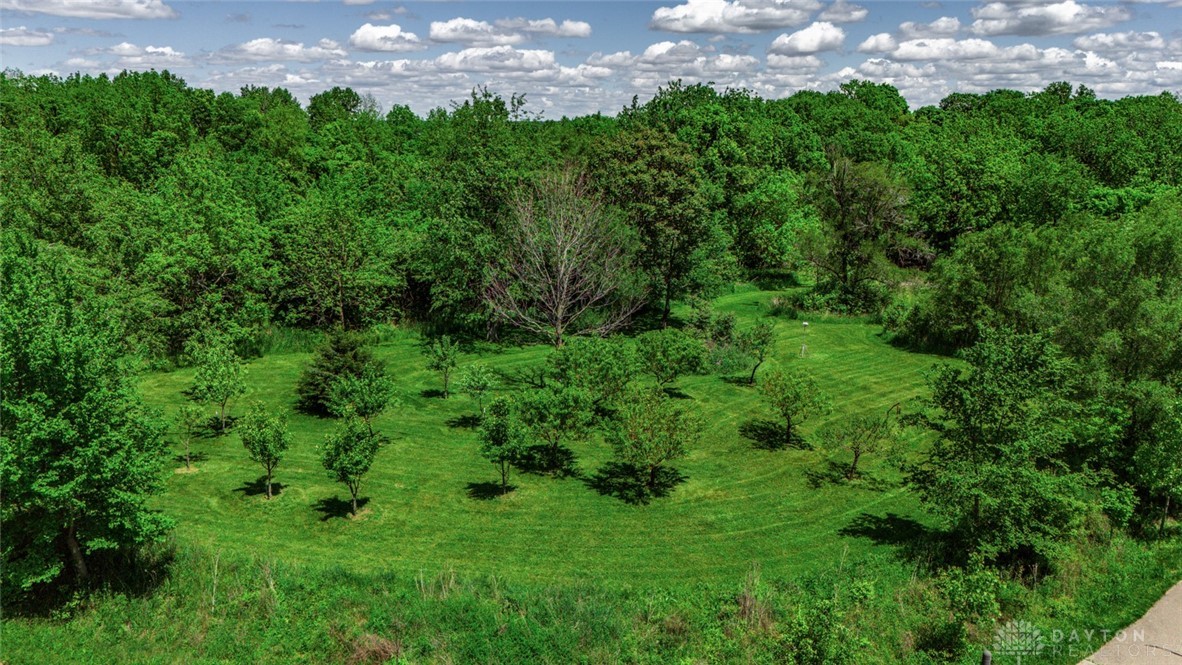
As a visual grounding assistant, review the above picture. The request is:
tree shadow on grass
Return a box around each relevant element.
[234,476,286,498]
[515,444,580,478]
[662,385,693,399]
[466,481,514,500]
[313,496,369,521]
[739,418,811,451]
[804,460,894,492]
[420,388,447,399]
[720,376,757,388]
[499,366,548,390]
[446,414,482,429]
[838,512,949,568]
[585,461,686,505]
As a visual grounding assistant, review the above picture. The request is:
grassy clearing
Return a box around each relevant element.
[137,288,938,587]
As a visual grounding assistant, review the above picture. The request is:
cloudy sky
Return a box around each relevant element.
[2,0,1181,116]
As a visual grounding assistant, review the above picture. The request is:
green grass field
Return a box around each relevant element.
[140,287,941,587]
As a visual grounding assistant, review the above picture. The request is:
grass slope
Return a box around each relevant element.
[138,287,939,587]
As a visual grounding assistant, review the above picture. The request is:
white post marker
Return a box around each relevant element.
[801,321,809,358]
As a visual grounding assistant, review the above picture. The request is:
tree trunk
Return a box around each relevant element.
[265,469,273,499]
[351,491,358,516]
[662,279,672,329]
[784,419,793,446]
[748,359,762,385]
[65,520,89,581]
[847,451,861,480]
[185,440,191,470]
[1161,494,1171,537]
[500,462,509,494]
[648,464,659,490]
[219,400,228,433]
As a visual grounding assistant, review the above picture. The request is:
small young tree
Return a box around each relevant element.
[457,362,497,413]
[759,368,831,446]
[820,412,898,480]
[547,336,639,409]
[322,415,381,516]
[239,402,291,500]
[636,328,705,388]
[478,396,528,494]
[191,338,247,434]
[296,329,375,415]
[327,362,396,438]
[176,402,205,470]
[518,385,593,472]
[425,334,459,398]
[609,388,702,492]
[737,321,776,385]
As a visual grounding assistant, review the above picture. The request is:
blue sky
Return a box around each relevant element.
[2,0,1180,116]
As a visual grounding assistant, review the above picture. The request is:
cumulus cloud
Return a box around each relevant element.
[891,37,1001,60]
[0,26,54,46]
[818,0,868,23]
[212,37,347,63]
[1073,31,1166,53]
[857,33,897,53]
[349,23,426,52]
[899,16,960,38]
[0,0,176,19]
[970,1,1130,37]
[766,53,824,70]
[649,0,820,34]
[769,21,845,54]
[97,41,190,67]
[429,17,591,46]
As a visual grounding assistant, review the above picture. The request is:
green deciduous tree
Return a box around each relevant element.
[239,402,291,500]
[327,362,396,438]
[478,396,528,494]
[321,415,381,516]
[759,368,831,446]
[519,385,593,472]
[819,411,898,480]
[190,337,246,434]
[547,336,639,409]
[737,321,776,385]
[425,334,459,398]
[637,328,705,388]
[907,330,1095,564]
[175,402,205,471]
[1,235,171,593]
[456,363,497,413]
[609,388,702,492]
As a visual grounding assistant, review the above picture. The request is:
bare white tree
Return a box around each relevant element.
[486,169,643,347]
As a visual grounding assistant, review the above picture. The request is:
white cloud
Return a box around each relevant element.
[891,37,1000,60]
[769,21,845,54]
[348,23,426,52]
[1073,31,1166,53]
[766,53,824,70]
[0,0,176,19]
[970,1,1131,37]
[649,0,820,34]
[857,33,897,53]
[98,41,190,67]
[212,38,348,63]
[429,17,591,46]
[899,16,960,38]
[0,26,54,46]
[342,0,374,5]
[818,0,868,23]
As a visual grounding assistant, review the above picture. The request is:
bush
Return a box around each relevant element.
[296,330,377,415]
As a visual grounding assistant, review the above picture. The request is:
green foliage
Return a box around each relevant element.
[327,362,396,436]
[736,321,776,384]
[759,368,832,446]
[175,402,205,470]
[547,336,638,408]
[295,329,375,415]
[518,385,594,472]
[239,402,291,500]
[908,329,1095,565]
[424,334,460,398]
[321,415,381,516]
[636,328,706,387]
[190,337,247,433]
[818,412,898,480]
[608,388,702,493]
[455,362,496,412]
[477,396,528,493]
[1,235,171,596]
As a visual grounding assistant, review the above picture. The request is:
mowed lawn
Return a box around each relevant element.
[140,287,946,587]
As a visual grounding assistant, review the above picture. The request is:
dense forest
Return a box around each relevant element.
[2,69,1181,662]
